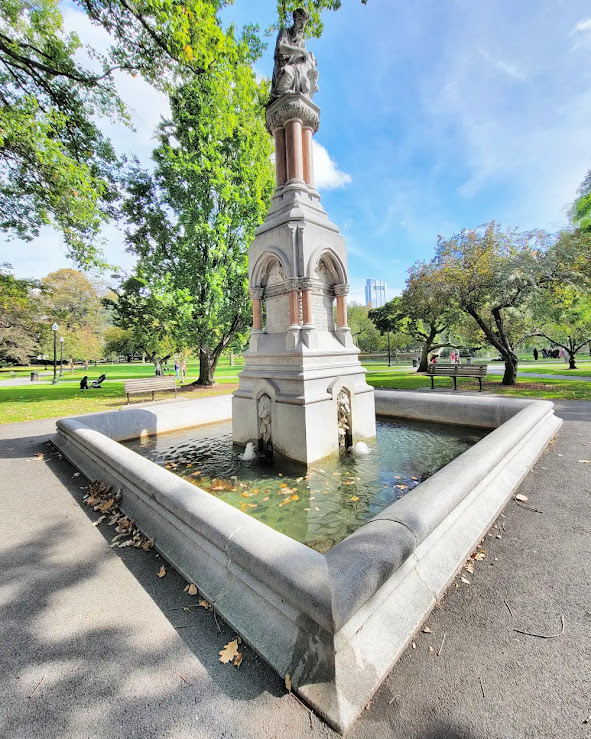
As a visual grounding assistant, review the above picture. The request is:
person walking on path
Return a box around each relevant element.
[174,360,180,380]
[181,360,187,383]
[533,347,539,361]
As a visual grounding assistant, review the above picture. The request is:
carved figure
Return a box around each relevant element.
[270,8,319,101]
[258,394,273,452]
[337,389,351,449]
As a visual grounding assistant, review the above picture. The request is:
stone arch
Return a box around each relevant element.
[250,248,290,288]
[306,246,347,287]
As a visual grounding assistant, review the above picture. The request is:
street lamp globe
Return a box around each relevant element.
[52,322,59,332]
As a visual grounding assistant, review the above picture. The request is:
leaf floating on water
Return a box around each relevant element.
[515,494,528,502]
[184,583,198,596]
[285,673,292,692]
[219,638,241,665]
[158,565,166,578]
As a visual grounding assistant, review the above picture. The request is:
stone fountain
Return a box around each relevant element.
[53,9,563,733]
[232,7,376,464]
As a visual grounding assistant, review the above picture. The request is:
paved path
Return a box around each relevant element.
[1,400,590,738]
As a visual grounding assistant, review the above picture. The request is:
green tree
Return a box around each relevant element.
[530,286,591,370]
[572,169,591,233]
[430,222,557,385]
[370,264,461,372]
[347,302,384,353]
[0,264,41,365]
[103,326,139,362]
[107,274,188,372]
[40,268,108,365]
[1,0,262,266]
[123,59,274,385]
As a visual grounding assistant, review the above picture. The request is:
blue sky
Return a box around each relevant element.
[2,0,591,304]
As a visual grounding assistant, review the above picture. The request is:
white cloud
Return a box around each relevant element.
[312,141,352,190]
[574,18,591,33]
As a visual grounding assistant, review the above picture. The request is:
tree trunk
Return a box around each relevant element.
[501,353,518,385]
[197,346,216,386]
[568,353,577,370]
[418,344,430,373]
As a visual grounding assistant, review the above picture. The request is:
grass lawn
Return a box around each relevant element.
[518,363,591,377]
[365,369,591,401]
[3,355,591,425]
[0,379,238,424]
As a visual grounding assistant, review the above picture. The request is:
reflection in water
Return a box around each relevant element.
[123,417,488,553]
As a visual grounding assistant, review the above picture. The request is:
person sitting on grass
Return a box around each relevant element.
[80,376,89,391]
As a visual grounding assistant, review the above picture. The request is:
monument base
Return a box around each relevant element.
[232,342,376,465]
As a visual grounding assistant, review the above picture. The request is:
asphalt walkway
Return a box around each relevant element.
[1,399,590,738]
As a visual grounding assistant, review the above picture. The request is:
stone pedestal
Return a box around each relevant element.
[233,93,376,465]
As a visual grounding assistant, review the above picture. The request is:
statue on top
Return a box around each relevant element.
[270,8,319,102]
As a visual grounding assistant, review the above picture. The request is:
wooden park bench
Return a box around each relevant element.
[124,377,177,404]
[426,363,488,392]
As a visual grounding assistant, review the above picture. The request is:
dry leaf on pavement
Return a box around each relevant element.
[158,565,166,578]
[285,673,292,692]
[184,583,198,596]
[515,494,528,502]
[219,638,241,664]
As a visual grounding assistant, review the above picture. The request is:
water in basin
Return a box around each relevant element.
[123,417,487,553]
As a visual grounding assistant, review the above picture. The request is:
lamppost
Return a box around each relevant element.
[59,337,64,377]
[387,332,391,367]
[51,323,59,384]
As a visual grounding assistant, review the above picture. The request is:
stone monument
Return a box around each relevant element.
[232,8,376,464]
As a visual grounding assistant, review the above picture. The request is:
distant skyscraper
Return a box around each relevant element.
[365,279,387,308]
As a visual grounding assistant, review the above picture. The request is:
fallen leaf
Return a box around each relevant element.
[92,515,106,527]
[296,477,303,482]
[247,503,258,508]
[460,576,471,585]
[290,494,299,501]
[515,494,528,502]
[314,506,320,511]
[158,565,166,578]
[184,583,198,596]
[234,652,243,668]
[578,460,591,464]
[262,496,269,502]
[429,646,434,653]
[473,551,485,561]
[219,638,241,664]
[73,472,80,478]
[99,499,115,512]
[422,627,432,634]
[464,562,475,574]
[412,642,417,649]
[118,539,134,548]
[285,673,292,692]
[198,599,210,609]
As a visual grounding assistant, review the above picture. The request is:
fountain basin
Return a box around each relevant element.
[53,390,561,734]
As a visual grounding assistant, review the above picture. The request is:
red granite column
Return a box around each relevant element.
[302,126,314,187]
[285,119,304,182]
[273,127,287,186]
[336,295,347,327]
[289,289,300,326]
[252,299,262,330]
[301,280,313,326]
